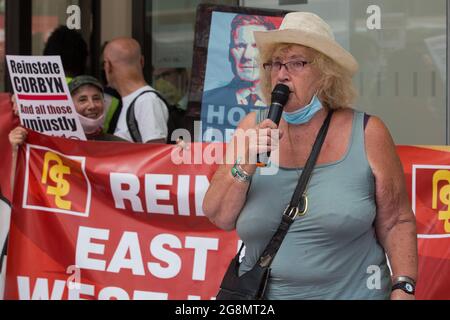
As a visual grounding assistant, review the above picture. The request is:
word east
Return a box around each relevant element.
[75,226,219,281]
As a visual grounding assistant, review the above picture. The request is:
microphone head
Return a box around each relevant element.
[271,84,290,106]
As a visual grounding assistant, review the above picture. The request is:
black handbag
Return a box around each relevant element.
[216,111,334,300]
[216,244,270,300]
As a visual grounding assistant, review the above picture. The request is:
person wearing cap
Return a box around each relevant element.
[68,75,125,141]
[203,12,417,300]
[102,38,169,143]
[10,75,125,146]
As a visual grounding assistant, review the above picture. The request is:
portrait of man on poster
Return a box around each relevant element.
[201,13,280,142]
[203,14,276,107]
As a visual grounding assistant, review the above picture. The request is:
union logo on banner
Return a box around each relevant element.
[22,144,91,217]
[412,165,450,238]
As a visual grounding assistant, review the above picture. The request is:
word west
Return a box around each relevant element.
[17,276,171,300]
[16,275,214,300]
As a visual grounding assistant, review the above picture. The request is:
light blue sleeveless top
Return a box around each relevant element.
[236,110,391,300]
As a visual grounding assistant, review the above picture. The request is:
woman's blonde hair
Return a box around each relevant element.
[258,43,357,110]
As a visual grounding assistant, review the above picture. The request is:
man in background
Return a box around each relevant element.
[103,38,168,143]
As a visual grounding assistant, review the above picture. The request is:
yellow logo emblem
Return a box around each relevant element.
[41,151,72,210]
[432,170,450,233]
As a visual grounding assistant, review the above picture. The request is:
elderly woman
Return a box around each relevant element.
[203,12,417,300]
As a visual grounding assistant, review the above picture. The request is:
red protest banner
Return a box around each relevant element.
[1,94,449,299]
[4,130,238,300]
[397,146,450,300]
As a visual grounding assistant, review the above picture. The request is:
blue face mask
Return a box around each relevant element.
[282,94,323,125]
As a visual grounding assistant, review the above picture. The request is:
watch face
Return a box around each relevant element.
[405,283,414,293]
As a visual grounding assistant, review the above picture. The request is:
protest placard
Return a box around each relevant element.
[6,55,86,140]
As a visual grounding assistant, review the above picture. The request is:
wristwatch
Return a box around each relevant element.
[392,276,416,295]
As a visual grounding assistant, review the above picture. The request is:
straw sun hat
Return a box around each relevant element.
[254,12,359,76]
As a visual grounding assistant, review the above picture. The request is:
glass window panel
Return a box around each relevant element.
[241,0,447,145]
[148,0,237,109]
[32,0,80,56]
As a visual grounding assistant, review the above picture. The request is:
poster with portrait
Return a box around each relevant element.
[186,5,288,142]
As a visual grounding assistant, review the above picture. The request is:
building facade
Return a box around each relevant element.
[1,0,448,145]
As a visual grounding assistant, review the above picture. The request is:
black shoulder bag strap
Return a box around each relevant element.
[257,110,334,268]
[126,90,169,143]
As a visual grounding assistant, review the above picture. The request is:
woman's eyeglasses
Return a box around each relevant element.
[262,60,310,73]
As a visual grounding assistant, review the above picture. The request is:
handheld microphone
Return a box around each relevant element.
[257,83,290,167]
